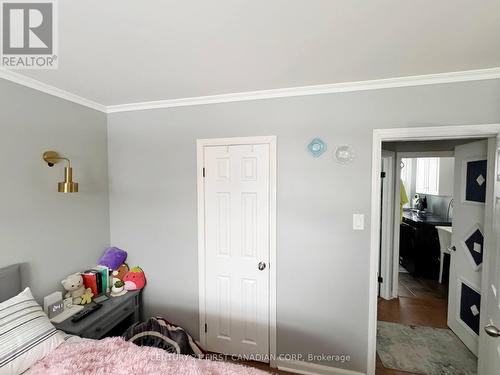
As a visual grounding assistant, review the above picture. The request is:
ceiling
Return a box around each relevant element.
[12,0,500,106]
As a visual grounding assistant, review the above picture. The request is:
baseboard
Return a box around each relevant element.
[276,359,365,375]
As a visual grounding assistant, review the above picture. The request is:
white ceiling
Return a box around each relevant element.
[15,0,500,106]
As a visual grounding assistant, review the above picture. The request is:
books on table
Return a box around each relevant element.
[82,266,110,296]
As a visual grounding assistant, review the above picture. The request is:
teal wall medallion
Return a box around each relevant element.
[307,138,326,157]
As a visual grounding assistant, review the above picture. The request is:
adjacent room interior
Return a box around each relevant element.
[1,2,500,375]
[377,139,489,374]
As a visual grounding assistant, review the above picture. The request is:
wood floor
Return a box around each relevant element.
[378,295,448,329]
[398,272,448,300]
[376,272,449,375]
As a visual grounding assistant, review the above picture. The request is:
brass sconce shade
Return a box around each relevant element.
[43,151,79,193]
[58,167,78,193]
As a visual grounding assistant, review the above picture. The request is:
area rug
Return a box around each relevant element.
[377,321,477,375]
[30,337,268,375]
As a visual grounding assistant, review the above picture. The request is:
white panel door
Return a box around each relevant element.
[478,137,500,374]
[448,140,487,355]
[204,144,270,359]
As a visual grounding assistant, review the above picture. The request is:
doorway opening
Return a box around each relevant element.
[379,140,486,375]
[368,125,500,375]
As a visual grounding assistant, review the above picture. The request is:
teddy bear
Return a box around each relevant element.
[113,263,129,281]
[61,273,92,305]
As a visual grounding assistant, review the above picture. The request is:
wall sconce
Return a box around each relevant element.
[42,151,79,193]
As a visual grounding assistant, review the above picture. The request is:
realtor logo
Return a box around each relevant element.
[1,0,57,69]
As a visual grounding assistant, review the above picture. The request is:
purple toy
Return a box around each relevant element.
[98,247,127,270]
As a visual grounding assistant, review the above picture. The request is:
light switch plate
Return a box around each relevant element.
[353,214,364,230]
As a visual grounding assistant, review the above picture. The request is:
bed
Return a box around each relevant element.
[0,264,23,302]
[0,264,267,375]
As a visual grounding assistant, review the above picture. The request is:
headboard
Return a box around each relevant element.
[0,264,23,302]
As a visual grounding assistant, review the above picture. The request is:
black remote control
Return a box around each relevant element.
[71,303,102,322]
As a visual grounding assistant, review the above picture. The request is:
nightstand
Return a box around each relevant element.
[54,290,142,339]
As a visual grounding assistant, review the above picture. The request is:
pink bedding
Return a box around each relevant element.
[30,337,268,375]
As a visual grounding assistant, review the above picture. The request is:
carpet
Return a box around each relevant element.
[377,321,477,375]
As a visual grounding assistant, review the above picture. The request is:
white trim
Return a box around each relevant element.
[379,151,395,300]
[373,124,500,142]
[391,153,402,299]
[368,123,500,375]
[2,67,500,114]
[196,136,276,147]
[196,142,206,347]
[397,151,455,158]
[106,67,500,113]
[0,68,107,112]
[196,136,277,367]
[477,137,498,373]
[277,359,365,375]
[268,136,278,368]
[368,131,383,375]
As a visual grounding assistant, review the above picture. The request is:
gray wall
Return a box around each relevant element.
[107,79,500,373]
[0,79,110,301]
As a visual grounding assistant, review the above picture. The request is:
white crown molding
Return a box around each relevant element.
[0,68,107,113]
[106,67,500,113]
[1,67,500,114]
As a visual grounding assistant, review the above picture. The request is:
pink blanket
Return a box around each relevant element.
[30,337,269,375]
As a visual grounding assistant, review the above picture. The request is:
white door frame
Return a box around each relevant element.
[368,124,500,375]
[197,136,277,367]
[379,151,395,300]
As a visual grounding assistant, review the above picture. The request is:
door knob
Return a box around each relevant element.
[258,262,266,271]
[485,324,500,338]
[448,245,456,252]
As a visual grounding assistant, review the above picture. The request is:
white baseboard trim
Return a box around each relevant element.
[276,359,365,375]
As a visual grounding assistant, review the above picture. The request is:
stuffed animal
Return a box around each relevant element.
[113,263,129,281]
[61,273,88,305]
[80,289,94,304]
[123,266,146,290]
[98,247,127,270]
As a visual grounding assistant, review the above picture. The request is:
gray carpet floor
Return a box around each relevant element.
[377,321,477,375]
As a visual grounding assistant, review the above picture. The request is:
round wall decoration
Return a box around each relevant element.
[334,145,354,164]
[307,138,326,157]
